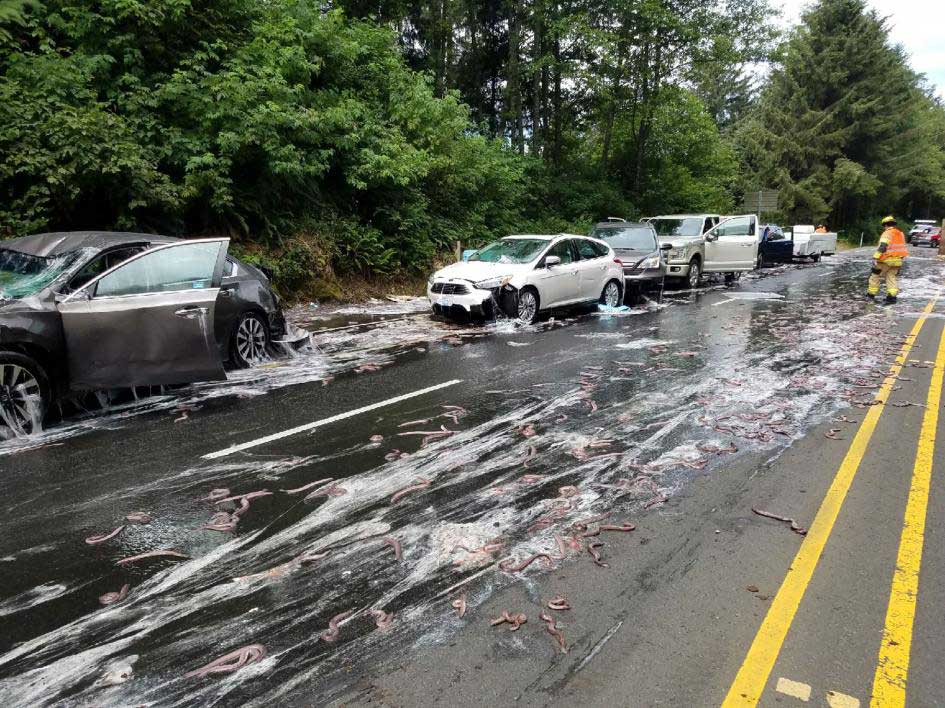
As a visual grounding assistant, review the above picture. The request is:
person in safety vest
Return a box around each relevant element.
[868,216,908,303]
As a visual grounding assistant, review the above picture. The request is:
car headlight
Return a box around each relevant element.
[474,275,513,290]
[640,255,661,269]
[669,248,685,261]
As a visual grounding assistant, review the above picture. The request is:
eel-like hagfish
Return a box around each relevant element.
[751,507,807,536]
[185,644,266,678]
[321,610,354,642]
[539,612,568,653]
[116,549,190,566]
[99,583,130,606]
[490,610,527,631]
[85,526,125,545]
[381,536,403,562]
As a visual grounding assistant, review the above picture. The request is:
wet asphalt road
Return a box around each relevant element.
[2,248,945,707]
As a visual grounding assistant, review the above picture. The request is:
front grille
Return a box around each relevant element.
[431,282,470,295]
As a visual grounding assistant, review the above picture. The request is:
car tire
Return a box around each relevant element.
[811,253,821,263]
[230,311,270,369]
[516,287,540,324]
[687,259,701,289]
[600,279,622,308]
[0,351,49,439]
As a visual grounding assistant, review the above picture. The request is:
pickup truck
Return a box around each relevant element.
[646,214,760,288]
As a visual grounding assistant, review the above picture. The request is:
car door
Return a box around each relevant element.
[57,239,229,390]
[574,238,610,300]
[704,215,757,271]
[533,239,579,306]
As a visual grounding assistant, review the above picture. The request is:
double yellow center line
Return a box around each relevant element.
[870,308,945,706]
[722,297,942,706]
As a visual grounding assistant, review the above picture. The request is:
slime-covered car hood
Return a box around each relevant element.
[431,260,534,283]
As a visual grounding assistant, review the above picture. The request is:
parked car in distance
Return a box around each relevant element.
[911,224,941,248]
[589,220,668,294]
[788,225,837,261]
[909,220,939,244]
[758,224,794,267]
[0,231,292,439]
[646,214,759,286]
[427,235,625,324]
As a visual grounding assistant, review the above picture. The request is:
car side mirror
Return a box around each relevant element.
[545,255,562,268]
[705,233,717,242]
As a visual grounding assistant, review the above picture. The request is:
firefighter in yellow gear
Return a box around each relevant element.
[868,216,908,303]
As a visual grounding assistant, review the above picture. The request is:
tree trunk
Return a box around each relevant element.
[506,1,524,152]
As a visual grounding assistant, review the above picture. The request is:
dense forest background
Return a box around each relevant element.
[1,0,944,294]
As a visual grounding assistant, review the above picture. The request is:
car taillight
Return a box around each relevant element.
[614,258,623,265]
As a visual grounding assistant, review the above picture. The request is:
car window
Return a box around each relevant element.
[545,240,574,265]
[593,226,656,250]
[592,241,610,257]
[650,218,703,238]
[703,218,714,234]
[93,241,225,297]
[575,239,602,260]
[67,246,147,292]
[471,239,549,264]
[715,216,755,238]
[0,249,86,299]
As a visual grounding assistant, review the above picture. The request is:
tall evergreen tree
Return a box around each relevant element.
[737,0,945,226]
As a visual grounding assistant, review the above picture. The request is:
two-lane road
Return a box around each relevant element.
[1,248,944,707]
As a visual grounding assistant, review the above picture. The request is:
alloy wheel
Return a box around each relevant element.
[236,316,268,366]
[603,281,621,307]
[688,262,701,289]
[517,290,538,323]
[0,363,43,438]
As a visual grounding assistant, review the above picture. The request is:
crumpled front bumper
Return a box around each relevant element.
[427,282,517,319]
[621,266,665,283]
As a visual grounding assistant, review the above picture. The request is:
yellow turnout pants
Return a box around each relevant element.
[868,261,900,296]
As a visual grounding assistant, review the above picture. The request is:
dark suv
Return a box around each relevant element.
[589,220,668,295]
[0,232,289,438]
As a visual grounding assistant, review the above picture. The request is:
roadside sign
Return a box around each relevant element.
[741,189,780,213]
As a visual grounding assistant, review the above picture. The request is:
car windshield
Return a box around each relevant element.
[649,218,704,238]
[470,239,549,264]
[0,249,84,299]
[593,226,656,250]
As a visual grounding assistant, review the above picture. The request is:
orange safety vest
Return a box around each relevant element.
[878,228,908,261]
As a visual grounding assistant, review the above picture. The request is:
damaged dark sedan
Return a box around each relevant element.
[0,232,296,438]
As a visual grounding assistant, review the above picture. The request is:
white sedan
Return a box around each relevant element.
[427,234,625,323]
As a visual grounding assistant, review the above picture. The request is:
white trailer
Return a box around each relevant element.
[788,225,837,262]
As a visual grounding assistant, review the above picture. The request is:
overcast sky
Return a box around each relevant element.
[774,0,945,98]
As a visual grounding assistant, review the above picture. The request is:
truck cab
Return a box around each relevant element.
[646,214,759,287]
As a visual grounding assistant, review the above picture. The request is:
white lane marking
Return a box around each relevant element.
[202,379,463,460]
[826,691,860,708]
[776,677,812,701]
